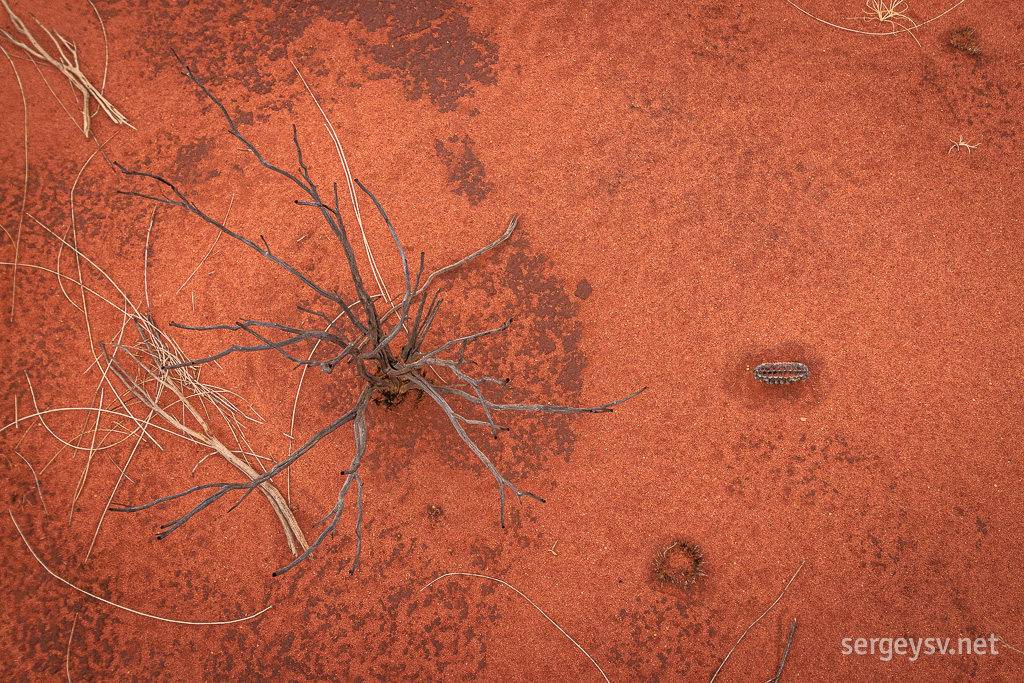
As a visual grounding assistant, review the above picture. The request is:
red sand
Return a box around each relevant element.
[2,0,1023,680]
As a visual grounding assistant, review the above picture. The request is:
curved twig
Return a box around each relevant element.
[10,510,271,625]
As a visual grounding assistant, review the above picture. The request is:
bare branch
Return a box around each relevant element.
[109,59,644,576]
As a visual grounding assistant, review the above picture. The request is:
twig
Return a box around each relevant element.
[9,509,272,624]
[101,327,308,555]
[709,560,805,683]
[112,54,645,575]
[772,617,797,683]
[422,572,610,682]
[996,636,1023,655]
[290,59,394,310]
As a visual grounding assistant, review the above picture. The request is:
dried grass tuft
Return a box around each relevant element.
[1,0,132,137]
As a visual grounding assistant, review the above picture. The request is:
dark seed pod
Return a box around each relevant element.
[753,362,809,385]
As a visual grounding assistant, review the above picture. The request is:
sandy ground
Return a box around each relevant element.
[2,0,1023,680]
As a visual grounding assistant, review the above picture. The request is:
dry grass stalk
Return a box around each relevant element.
[9,510,272,625]
[421,572,610,682]
[2,203,305,559]
[100,315,308,555]
[852,0,922,46]
[0,0,132,137]
[709,560,806,683]
[948,135,978,153]
[15,450,47,513]
[284,60,445,503]
[0,44,27,321]
[784,0,966,46]
[65,612,78,683]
